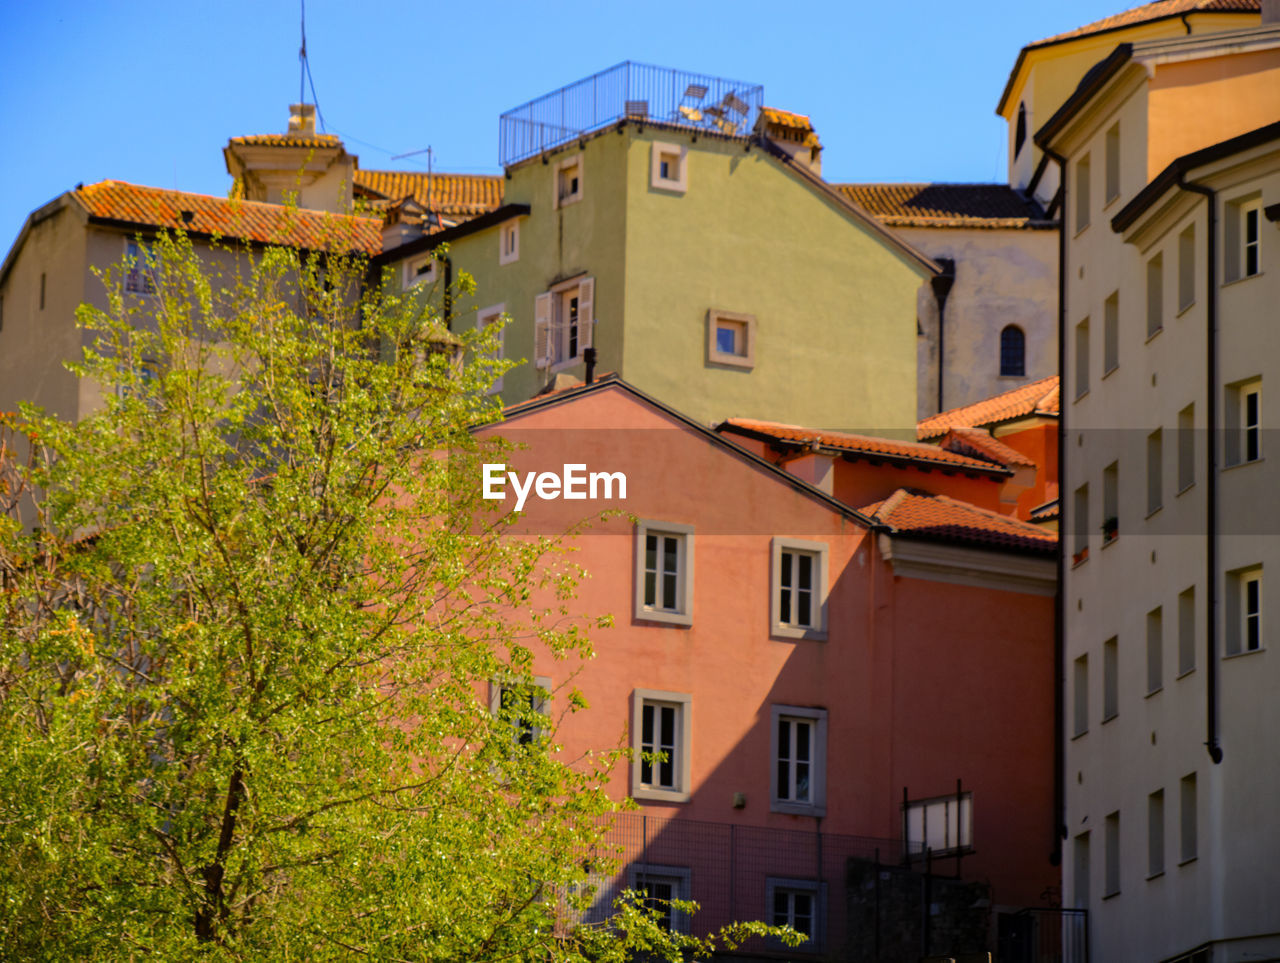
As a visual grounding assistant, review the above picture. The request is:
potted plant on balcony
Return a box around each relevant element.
[1102,516,1119,543]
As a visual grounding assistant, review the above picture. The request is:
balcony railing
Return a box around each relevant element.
[498,62,764,168]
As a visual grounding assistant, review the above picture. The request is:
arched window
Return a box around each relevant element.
[1001,325,1026,377]
[1014,103,1027,158]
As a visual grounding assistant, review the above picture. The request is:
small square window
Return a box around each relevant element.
[628,865,691,932]
[771,537,828,640]
[770,705,827,816]
[555,153,583,208]
[499,219,520,265]
[634,520,694,626]
[765,878,826,951]
[631,688,692,803]
[405,254,438,288]
[706,309,756,369]
[650,141,688,193]
[1225,378,1261,466]
[1226,566,1262,655]
[476,303,506,395]
[534,277,595,372]
[1225,195,1262,281]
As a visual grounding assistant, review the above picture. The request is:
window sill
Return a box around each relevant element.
[706,353,754,371]
[1178,856,1198,868]
[1176,667,1196,680]
[1145,505,1163,521]
[1176,481,1196,498]
[1102,364,1119,381]
[1072,553,1089,569]
[1176,300,1196,319]
[1145,686,1163,699]
[549,356,584,375]
[1101,533,1119,549]
[632,787,691,804]
[772,624,828,642]
[1102,711,1118,725]
[1071,729,1088,741]
[1073,223,1091,239]
[771,801,827,818]
[1103,193,1121,211]
[1074,388,1090,404]
[998,373,1028,381]
[634,609,693,628]
[1222,271,1262,289]
[1102,890,1120,901]
[1222,457,1263,474]
[1222,647,1265,660]
[556,193,583,209]
[1146,870,1165,882]
[1145,326,1163,344]
[651,179,687,195]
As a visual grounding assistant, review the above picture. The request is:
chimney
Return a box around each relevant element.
[288,103,317,136]
[381,196,429,249]
[1263,0,1280,23]
[753,107,823,176]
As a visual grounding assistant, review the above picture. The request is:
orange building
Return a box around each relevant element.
[480,377,1060,959]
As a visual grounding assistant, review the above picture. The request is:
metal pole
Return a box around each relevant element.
[923,846,932,959]
[874,847,881,959]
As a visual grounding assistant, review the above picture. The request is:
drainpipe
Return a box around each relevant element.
[1178,173,1223,765]
[584,346,597,385]
[1042,144,1068,866]
[930,259,956,414]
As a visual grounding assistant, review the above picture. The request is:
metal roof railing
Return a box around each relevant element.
[499,61,764,168]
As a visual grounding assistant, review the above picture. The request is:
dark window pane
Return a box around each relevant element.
[645,572,656,606]
[660,706,675,747]
[662,573,677,609]
[780,585,792,624]
[782,551,793,585]
[797,589,811,626]
[778,760,790,798]
[773,892,788,923]
[642,704,653,746]
[798,554,812,590]
[716,324,736,355]
[796,721,810,761]
[1001,325,1026,376]
[796,763,810,801]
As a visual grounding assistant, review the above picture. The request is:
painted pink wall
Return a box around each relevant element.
[482,384,1055,905]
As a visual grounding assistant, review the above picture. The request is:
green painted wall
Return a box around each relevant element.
[398,123,929,432]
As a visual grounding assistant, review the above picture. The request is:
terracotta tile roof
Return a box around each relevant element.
[917,376,1060,440]
[227,133,345,149]
[1030,496,1060,522]
[73,180,381,254]
[834,183,1051,229]
[940,427,1037,469]
[1031,0,1259,47]
[863,489,1058,553]
[719,418,1010,475]
[353,170,504,218]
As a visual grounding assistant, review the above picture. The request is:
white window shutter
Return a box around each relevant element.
[534,292,552,368]
[578,277,594,351]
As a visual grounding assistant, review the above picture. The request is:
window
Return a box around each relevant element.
[498,219,520,265]
[1075,154,1091,233]
[534,276,594,371]
[1104,124,1120,204]
[39,272,46,310]
[706,309,755,369]
[1103,637,1118,721]
[476,303,506,394]
[1225,195,1262,280]
[1147,429,1162,515]
[1102,462,1118,544]
[1178,223,1196,311]
[554,153,583,208]
[1146,607,1163,695]
[1226,566,1262,655]
[634,520,694,626]
[404,253,438,288]
[1148,790,1165,878]
[1225,378,1261,465]
[904,791,972,858]
[766,878,825,951]
[628,865,690,932]
[771,538,828,639]
[1073,483,1089,564]
[1104,811,1120,897]
[1000,325,1025,376]
[1014,103,1027,157]
[1075,318,1090,398]
[1146,253,1163,337]
[125,239,156,295]
[1103,292,1119,374]
[1180,773,1197,862]
[650,141,688,192]
[1073,832,1091,908]
[489,676,551,747]
[1073,654,1089,737]
[770,705,827,816]
[631,689,692,802]
[1178,586,1196,676]
[1178,404,1195,492]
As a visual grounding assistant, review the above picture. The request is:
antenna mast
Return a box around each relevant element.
[299,0,307,106]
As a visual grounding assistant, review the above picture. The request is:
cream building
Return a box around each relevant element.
[1038,17,1280,962]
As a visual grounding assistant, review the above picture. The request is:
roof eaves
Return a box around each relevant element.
[490,379,878,528]
[371,203,532,266]
[1111,120,1280,232]
[1,192,73,289]
[752,138,941,278]
[1033,43,1135,151]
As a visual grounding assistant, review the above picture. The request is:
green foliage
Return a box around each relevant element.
[0,232,799,961]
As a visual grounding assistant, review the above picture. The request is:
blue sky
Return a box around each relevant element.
[0,0,1128,246]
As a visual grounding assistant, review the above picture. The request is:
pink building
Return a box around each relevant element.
[481,377,1060,959]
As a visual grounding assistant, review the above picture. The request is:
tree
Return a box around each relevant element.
[0,230,789,960]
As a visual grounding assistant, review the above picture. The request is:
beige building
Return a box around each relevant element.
[1038,17,1280,961]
